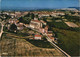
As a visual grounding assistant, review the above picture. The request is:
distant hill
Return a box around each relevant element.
[68,7,80,11]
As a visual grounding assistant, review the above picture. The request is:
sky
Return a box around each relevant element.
[0,0,79,10]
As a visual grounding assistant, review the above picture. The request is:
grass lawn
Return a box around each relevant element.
[26,40,54,48]
[53,22,69,29]
[47,17,69,29]
[53,28,80,56]
[47,21,69,30]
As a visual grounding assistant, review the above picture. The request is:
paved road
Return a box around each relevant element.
[0,22,4,38]
[24,25,71,57]
[46,34,71,57]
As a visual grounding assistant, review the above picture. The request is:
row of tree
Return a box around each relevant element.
[18,13,39,24]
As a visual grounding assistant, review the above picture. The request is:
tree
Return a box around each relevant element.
[18,17,23,22]
[49,15,52,17]
[31,13,34,19]
[3,26,8,32]
[26,12,30,17]
[10,24,17,32]
[35,15,38,18]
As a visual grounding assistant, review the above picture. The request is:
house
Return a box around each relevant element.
[10,13,15,18]
[34,18,38,20]
[34,35,42,40]
[16,23,24,30]
[44,26,48,34]
[49,37,55,41]
[9,19,19,25]
[47,31,53,37]
[24,24,29,27]
[9,19,13,24]
[22,12,28,15]
[40,20,47,25]
[51,12,65,16]
[15,12,22,17]
[47,35,55,42]
[2,12,9,15]
[7,24,11,30]
[39,28,45,34]
[30,20,42,29]
[38,14,50,18]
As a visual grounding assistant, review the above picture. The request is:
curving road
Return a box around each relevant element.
[0,22,4,38]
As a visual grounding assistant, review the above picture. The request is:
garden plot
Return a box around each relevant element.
[65,22,79,27]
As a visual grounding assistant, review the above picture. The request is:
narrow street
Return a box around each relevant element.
[0,22,4,39]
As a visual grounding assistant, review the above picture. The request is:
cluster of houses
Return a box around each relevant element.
[31,11,65,18]
[29,18,55,41]
[3,11,57,41]
[0,11,28,18]
[7,18,55,42]
[5,12,29,30]
[7,19,24,30]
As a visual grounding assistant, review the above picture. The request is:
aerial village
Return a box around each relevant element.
[0,9,80,56]
[3,11,56,42]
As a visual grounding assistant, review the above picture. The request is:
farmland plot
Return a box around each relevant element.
[0,33,65,56]
[65,22,79,27]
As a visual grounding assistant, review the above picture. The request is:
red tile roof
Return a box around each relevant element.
[47,31,53,34]
[31,20,41,23]
[35,35,42,37]
[50,37,54,39]
[40,20,46,23]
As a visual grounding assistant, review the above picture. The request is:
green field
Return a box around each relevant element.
[52,22,69,29]
[47,21,69,30]
[27,40,54,48]
[45,17,69,29]
[43,16,80,56]
[53,28,80,56]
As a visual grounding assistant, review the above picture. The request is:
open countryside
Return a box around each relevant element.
[0,0,80,57]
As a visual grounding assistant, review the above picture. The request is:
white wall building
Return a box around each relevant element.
[34,35,42,40]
